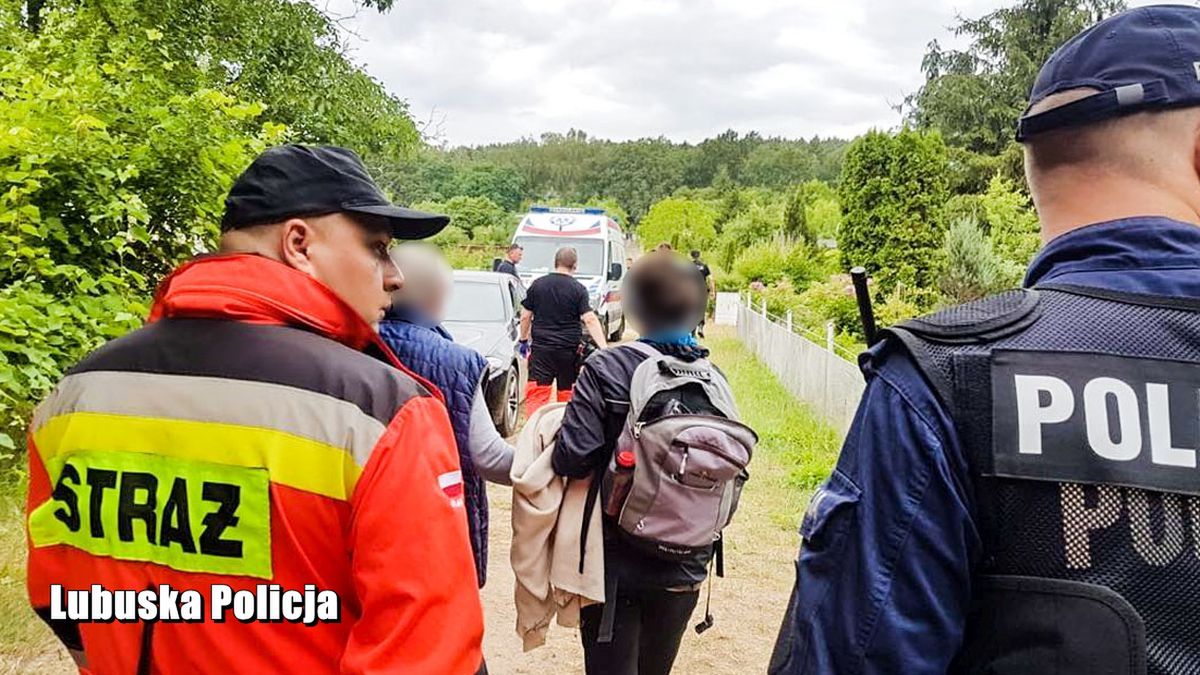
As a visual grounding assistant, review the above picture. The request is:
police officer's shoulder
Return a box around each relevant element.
[887,288,1042,346]
[869,288,1042,409]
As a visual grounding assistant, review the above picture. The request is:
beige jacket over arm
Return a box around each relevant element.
[510,402,606,652]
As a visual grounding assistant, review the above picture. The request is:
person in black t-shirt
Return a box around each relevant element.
[495,243,522,277]
[690,249,713,338]
[519,246,608,413]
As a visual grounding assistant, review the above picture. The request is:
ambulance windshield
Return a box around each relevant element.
[514,237,605,277]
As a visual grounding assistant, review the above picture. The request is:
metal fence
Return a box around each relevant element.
[733,293,865,434]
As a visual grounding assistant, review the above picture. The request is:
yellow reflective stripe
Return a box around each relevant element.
[29,450,273,579]
[34,412,362,501]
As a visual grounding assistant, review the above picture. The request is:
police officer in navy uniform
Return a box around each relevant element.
[771,7,1200,675]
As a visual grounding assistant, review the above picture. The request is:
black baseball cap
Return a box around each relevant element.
[1018,5,1200,141]
[221,144,449,239]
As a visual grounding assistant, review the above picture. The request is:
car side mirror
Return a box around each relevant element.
[609,262,623,281]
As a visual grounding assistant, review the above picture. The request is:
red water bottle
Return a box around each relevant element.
[604,451,637,517]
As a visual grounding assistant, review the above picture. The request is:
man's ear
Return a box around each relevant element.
[279,218,318,274]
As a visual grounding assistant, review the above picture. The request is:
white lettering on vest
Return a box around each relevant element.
[1147,383,1197,468]
[1083,377,1142,461]
[1014,374,1074,454]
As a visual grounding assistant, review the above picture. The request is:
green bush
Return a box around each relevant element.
[946,146,1004,195]
[412,196,509,239]
[471,222,515,246]
[637,197,719,251]
[0,1,423,455]
[429,225,469,246]
[440,246,501,271]
[875,283,933,328]
[794,275,862,339]
[938,176,1039,300]
[732,237,825,289]
[783,180,839,243]
[943,193,985,227]
[979,175,1040,269]
[711,267,746,292]
[939,217,1005,303]
[806,189,843,240]
[0,281,147,451]
[714,202,781,270]
[838,128,950,293]
[733,242,791,285]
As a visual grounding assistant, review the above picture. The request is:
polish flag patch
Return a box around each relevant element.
[438,470,464,507]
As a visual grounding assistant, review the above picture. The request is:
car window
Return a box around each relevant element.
[506,280,519,318]
[446,280,507,323]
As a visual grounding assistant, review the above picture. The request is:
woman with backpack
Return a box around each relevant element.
[552,252,754,675]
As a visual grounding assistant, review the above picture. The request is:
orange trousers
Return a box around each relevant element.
[525,382,573,415]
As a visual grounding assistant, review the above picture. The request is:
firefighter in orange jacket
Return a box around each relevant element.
[25,145,485,674]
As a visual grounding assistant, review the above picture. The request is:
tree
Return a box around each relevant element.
[838,129,950,293]
[411,196,508,239]
[980,175,1040,268]
[589,139,688,222]
[784,182,830,244]
[805,183,843,240]
[683,129,760,187]
[0,0,420,450]
[449,164,526,211]
[715,202,782,270]
[637,197,719,252]
[906,0,1126,154]
[137,0,419,159]
[940,218,1005,303]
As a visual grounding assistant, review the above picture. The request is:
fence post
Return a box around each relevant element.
[785,311,793,333]
[761,298,768,316]
[826,321,835,353]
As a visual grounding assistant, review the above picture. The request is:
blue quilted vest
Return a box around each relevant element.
[378,306,490,587]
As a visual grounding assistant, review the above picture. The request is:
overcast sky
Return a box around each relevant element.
[323,0,1164,147]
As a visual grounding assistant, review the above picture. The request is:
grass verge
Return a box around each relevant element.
[704,326,843,529]
[0,473,69,674]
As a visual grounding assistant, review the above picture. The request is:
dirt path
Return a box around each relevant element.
[480,452,800,673]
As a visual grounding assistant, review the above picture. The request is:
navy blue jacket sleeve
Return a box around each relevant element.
[772,343,981,674]
[552,363,610,479]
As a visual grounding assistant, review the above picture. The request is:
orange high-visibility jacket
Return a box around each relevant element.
[26,255,484,674]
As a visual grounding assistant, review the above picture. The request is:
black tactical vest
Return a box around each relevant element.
[887,284,1200,675]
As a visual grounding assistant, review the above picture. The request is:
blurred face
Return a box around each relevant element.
[510,247,523,263]
[280,213,403,326]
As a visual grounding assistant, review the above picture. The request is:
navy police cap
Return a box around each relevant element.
[222,144,449,239]
[1018,4,1200,141]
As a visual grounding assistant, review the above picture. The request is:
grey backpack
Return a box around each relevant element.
[603,341,758,560]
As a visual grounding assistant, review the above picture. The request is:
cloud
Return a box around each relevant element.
[322,0,1161,147]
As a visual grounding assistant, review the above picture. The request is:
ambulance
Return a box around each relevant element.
[512,206,627,342]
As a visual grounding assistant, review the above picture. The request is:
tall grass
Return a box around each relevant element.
[704,329,843,527]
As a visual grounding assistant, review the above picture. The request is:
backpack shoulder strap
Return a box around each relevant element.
[623,340,661,358]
